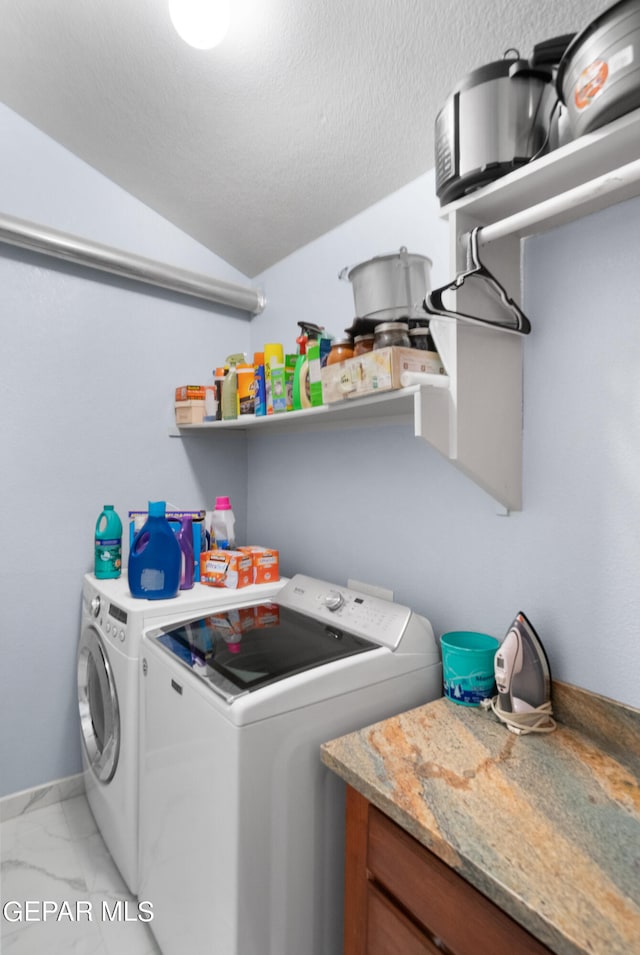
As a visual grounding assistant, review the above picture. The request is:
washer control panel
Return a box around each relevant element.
[105,601,128,643]
[278,574,412,649]
[84,588,129,645]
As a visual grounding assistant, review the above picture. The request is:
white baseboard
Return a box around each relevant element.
[0,773,85,823]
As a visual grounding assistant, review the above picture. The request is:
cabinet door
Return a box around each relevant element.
[367,883,442,955]
[367,801,551,955]
[343,786,552,955]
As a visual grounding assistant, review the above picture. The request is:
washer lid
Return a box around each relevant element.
[147,602,378,703]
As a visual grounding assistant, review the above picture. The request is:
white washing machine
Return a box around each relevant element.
[76,573,285,895]
[138,574,442,955]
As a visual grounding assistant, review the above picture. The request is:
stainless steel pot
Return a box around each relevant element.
[557,0,640,137]
[340,247,433,321]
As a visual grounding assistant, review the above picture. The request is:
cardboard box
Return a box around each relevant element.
[320,346,444,403]
[175,400,206,425]
[175,385,206,402]
[238,546,280,584]
[200,550,253,589]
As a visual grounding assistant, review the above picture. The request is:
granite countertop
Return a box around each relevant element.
[321,682,640,955]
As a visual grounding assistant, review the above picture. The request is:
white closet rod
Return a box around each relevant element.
[478,157,640,247]
[0,211,266,314]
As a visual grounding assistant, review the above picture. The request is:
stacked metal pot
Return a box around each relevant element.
[434,0,640,206]
[340,247,432,327]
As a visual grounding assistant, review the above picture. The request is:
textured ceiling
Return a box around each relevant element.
[0,0,605,277]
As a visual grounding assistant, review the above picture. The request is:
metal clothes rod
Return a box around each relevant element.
[477,156,640,247]
[0,211,266,314]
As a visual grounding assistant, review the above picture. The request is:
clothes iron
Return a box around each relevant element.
[483,612,556,735]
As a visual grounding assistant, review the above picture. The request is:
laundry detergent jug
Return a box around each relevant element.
[94,504,122,579]
[128,501,181,600]
[176,515,195,591]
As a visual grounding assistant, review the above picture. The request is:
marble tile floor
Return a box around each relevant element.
[0,794,161,954]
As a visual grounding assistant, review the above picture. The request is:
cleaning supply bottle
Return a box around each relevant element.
[221,354,244,421]
[211,496,236,550]
[270,356,287,413]
[128,501,181,600]
[176,515,194,590]
[214,366,226,421]
[237,362,255,415]
[264,343,284,414]
[94,505,122,579]
[292,323,324,411]
[253,352,266,417]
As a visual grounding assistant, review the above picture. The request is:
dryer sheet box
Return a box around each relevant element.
[238,546,279,584]
[200,550,253,589]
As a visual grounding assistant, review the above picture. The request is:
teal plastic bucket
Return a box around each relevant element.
[440,631,499,707]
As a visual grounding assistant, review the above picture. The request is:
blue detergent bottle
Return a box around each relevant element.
[94,505,122,579]
[128,501,181,600]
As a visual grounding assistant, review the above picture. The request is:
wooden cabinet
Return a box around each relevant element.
[343,786,553,955]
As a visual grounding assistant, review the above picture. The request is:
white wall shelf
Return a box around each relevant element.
[171,108,640,515]
[431,105,640,513]
[171,379,450,440]
[441,105,640,236]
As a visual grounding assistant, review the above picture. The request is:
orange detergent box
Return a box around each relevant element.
[238,546,280,584]
[175,385,206,401]
[200,550,253,588]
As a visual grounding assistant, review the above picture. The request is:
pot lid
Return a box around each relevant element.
[345,246,433,281]
[446,50,528,96]
[556,0,634,96]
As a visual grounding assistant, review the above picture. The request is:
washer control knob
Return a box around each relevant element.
[90,596,101,618]
[324,590,344,612]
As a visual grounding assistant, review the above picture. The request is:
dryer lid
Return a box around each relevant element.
[147,602,378,703]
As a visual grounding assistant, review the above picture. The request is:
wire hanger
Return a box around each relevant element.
[423,227,531,335]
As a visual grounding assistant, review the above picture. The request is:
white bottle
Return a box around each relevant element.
[211,496,236,550]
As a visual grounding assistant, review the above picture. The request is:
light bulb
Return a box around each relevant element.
[169,0,230,50]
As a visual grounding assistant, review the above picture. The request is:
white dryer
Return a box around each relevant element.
[76,573,285,895]
[138,574,442,955]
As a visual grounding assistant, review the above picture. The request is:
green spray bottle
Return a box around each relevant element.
[221,353,245,420]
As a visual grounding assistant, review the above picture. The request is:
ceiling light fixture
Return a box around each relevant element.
[168,0,230,50]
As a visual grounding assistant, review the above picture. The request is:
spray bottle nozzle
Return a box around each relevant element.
[297,322,324,338]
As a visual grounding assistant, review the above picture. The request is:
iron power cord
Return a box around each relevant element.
[480,696,557,735]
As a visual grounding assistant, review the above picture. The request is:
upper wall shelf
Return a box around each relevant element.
[441,106,640,241]
[431,107,640,512]
[170,379,450,440]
